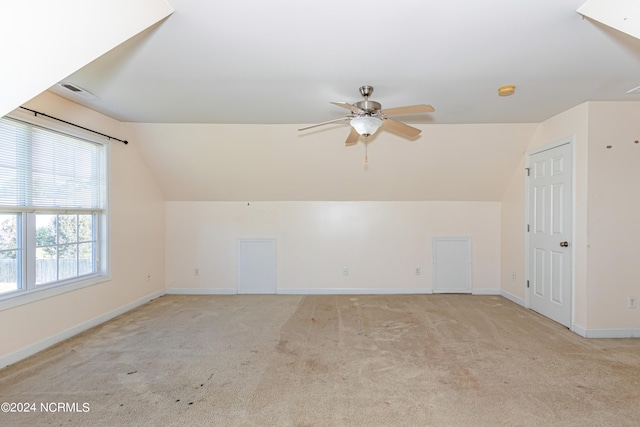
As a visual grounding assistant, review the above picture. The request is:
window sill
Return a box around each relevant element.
[0,274,111,312]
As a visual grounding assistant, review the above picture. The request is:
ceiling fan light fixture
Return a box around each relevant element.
[350,116,383,136]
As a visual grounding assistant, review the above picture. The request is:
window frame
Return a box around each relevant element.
[30,212,100,285]
[0,110,110,311]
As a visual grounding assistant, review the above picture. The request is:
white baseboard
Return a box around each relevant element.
[572,323,587,337]
[472,288,501,296]
[573,326,640,338]
[0,290,165,369]
[500,290,525,306]
[166,288,237,295]
[277,288,433,295]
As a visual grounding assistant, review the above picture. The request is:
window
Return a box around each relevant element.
[35,213,96,284]
[0,213,21,294]
[0,116,107,300]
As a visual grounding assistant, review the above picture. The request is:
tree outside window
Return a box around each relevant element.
[36,214,95,284]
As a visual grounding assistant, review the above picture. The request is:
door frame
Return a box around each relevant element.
[524,137,575,328]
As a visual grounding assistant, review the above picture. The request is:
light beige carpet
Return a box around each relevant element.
[0,294,639,426]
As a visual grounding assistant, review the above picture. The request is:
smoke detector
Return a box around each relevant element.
[498,85,516,97]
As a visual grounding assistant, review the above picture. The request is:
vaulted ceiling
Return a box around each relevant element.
[7,1,640,202]
[47,0,640,126]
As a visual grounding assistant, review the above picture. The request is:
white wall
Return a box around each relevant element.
[499,154,528,304]
[501,103,589,319]
[501,101,640,334]
[0,92,166,364]
[166,201,501,294]
[585,102,640,330]
[127,123,537,202]
[501,103,589,328]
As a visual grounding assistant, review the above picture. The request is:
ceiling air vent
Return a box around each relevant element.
[57,82,97,99]
[61,83,82,92]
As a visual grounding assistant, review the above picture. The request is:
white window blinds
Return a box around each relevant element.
[0,117,106,211]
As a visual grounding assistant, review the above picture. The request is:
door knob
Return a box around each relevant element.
[560,241,569,247]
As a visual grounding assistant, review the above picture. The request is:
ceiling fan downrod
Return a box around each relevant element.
[354,85,381,114]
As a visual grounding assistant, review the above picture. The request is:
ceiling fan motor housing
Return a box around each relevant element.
[354,100,382,115]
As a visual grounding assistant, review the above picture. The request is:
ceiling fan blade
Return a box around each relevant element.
[381,104,435,116]
[382,118,422,137]
[298,117,350,131]
[330,102,362,114]
[345,127,359,145]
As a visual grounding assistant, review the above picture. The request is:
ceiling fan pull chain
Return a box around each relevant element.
[364,139,368,163]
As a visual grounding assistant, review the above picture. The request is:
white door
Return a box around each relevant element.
[237,239,276,294]
[433,237,472,293]
[527,142,572,327]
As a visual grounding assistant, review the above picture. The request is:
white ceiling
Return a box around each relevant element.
[48,0,640,126]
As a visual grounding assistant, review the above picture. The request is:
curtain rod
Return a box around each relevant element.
[19,106,128,145]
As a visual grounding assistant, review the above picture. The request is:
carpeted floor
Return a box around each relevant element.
[0,294,639,426]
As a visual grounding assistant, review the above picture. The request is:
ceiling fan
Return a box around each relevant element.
[298,85,435,145]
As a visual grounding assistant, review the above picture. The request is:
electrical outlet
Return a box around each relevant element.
[628,296,636,309]
[146,273,151,282]
[512,272,516,282]
[194,268,200,277]
[415,268,421,275]
[342,267,349,276]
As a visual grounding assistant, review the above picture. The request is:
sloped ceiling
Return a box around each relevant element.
[47,0,640,125]
[578,0,640,40]
[0,0,174,117]
[11,1,640,201]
